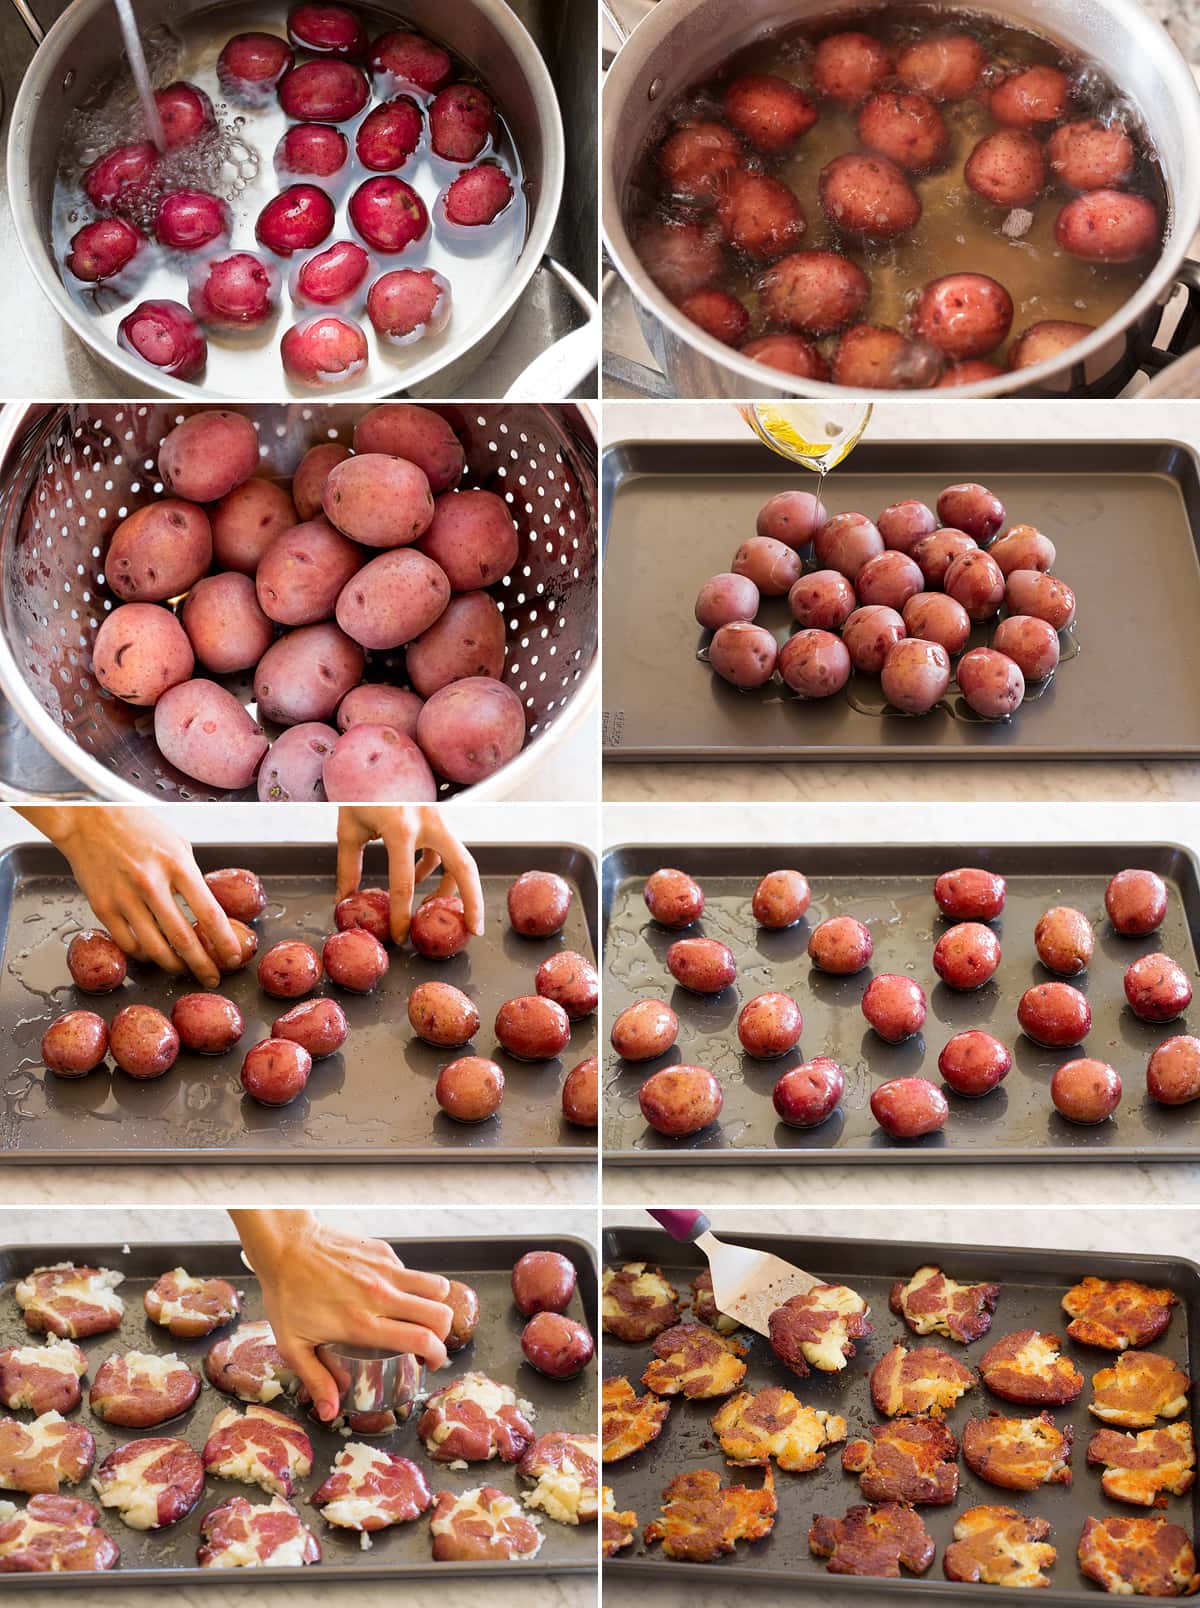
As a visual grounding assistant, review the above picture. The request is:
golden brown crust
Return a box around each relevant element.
[870,1343,977,1417]
[978,1330,1085,1406]
[1090,1352,1192,1429]
[809,1502,935,1578]
[841,1417,960,1505]
[602,1265,680,1343]
[1077,1514,1200,1597]
[943,1504,1056,1587]
[642,1324,748,1400]
[643,1466,776,1561]
[1062,1278,1178,1352]
[710,1387,846,1472]
[601,1377,670,1463]
[1086,1423,1196,1508]
[962,1411,1073,1492]
[601,1486,637,1557]
[767,1285,871,1377]
[690,1271,739,1334]
[890,1265,999,1344]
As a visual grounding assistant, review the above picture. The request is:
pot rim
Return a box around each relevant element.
[7,0,565,402]
[601,0,1200,397]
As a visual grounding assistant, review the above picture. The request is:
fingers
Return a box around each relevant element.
[360,1317,448,1370]
[150,889,222,989]
[383,822,418,946]
[335,818,368,903]
[412,850,442,884]
[435,835,485,938]
[91,900,142,962]
[376,1283,452,1341]
[284,1344,341,1424]
[174,863,242,973]
[119,899,187,975]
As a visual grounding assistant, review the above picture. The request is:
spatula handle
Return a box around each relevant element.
[648,1209,710,1241]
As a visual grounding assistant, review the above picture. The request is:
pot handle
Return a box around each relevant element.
[601,0,657,47]
[7,0,44,45]
[502,257,598,401]
[1138,258,1200,396]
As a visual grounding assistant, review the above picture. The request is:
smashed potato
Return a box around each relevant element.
[602,1266,679,1343]
[890,1265,999,1344]
[870,1343,976,1418]
[710,1386,846,1472]
[767,1284,871,1377]
[1090,1352,1191,1429]
[842,1417,960,1505]
[1063,1278,1179,1352]
[602,1377,670,1463]
[642,1324,748,1401]
[962,1411,1073,1492]
[644,1466,776,1562]
[1086,1422,1195,1507]
[1078,1514,1200,1597]
[943,1505,1056,1588]
[978,1330,1084,1406]
[809,1502,934,1578]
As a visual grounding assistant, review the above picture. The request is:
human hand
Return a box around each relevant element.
[17,806,241,986]
[230,1211,452,1422]
[335,805,485,945]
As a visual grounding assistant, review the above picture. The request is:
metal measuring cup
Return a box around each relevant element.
[315,1344,425,1421]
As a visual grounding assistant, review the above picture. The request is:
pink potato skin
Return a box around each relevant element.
[1105,869,1168,936]
[772,1057,845,1127]
[938,1030,1011,1097]
[366,268,452,344]
[154,680,269,789]
[871,1077,948,1137]
[93,603,195,706]
[902,592,971,655]
[417,490,519,591]
[257,939,323,999]
[271,998,348,1059]
[336,888,391,942]
[292,443,352,521]
[253,623,365,725]
[256,519,364,626]
[159,410,261,503]
[182,575,274,674]
[334,549,451,650]
[171,993,244,1055]
[280,316,368,386]
[322,723,437,801]
[429,83,496,163]
[323,928,389,992]
[278,59,369,122]
[368,30,454,93]
[321,455,435,548]
[257,721,338,802]
[1147,1036,1200,1106]
[352,406,465,495]
[336,685,423,738]
[406,593,506,697]
[788,571,855,631]
[105,502,212,603]
[211,479,298,574]
[109,1004,180,1080]
[991,615,1060,681]
[241,1038,311,1105]
[42,1010,109,1077]
[880,638,951,714]
[639,1066,723,1137]
[415,677,526,785]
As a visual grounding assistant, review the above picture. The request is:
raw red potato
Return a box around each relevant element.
[15,1266,124,1339]
[218,34,294,100]
[857,91,948,172]
[348,175,428,253]
[696,573,760,630]
[521,1313,593,1379]
[281,316,368,386]
[312,1445,432,1529]
[417,677,527,786]
[241,1039,312,1105]
[211,479,297,573]
[323,928,388,992]
[666,936,736,993]
[902,592,970,655]
[276,123,349,181]
[678,290,749,347]
[856,551,924,611]
[880,638,951,714]
[812,31,892,104]
[494,995,571,1060]
[436,1056,504,1122]
[1147,1036,1200,1105]
[198,1494,321,1568]
[759,251,870,334]
[118,301,207,380]
[872,1077,949,1138]
[1052,1059,1122,1124]
[862,975,927,1043]
[833,324,940,390]
[337,685,423,736]
[145,1270,240,1338]
[368,267,452,345]
[172,994,244,1055]
[965,131,1045,207]
[773,1058,844,1128]
[417,1373,533,1464]
[292,241,371,307]
[1106,869,1168,935]
[182,577,272,676]
[89,1352,200,1428]
[1018,982,1092,1047]
[809,915,872,974]
[639,1066,724,1136]
[410,895,470,958]
[732,536,802,595]
[271,998,348,1060]
[155,191,231,251]
[938,1031,1011,1097]
[91,1437,204,1529]
[254,623,365,725]
[105,501,211,603]
[819,153,921,240]
[430,84,497,163]
[708,621,778,687]
[66,217,139,283]
[989,65,1071,127]
[41,1011,108,1077]
[417,489,517,589]
[535,953,598,1019]
[842,606,905,675]
[322,724,437,802]
[1048,120,1135,191]
[934,923,1001,990]
[562,1057,598,1126]
[738,992,803,1058]
[82,142,158,210]
[1035,907,1094,976]
[1124,954,1192,1023]
[657,123,740,207]
[992,615,1060,680]
[508,870,571,936]
[742,335,831,379]
[956,647,1025,719]
[257,723,338,803]
[188,252,280,330]
[1008,321,1095,370]
[610,999,678,1061]
[278,59,368,121]
[109,1005,179,1080]
[915,275,1013,362]
[355,97,422,171]
[717,172,806,263]
[288,3,367,59]
[1056,191,1158,261]
[1005,570,1076,629]
[512,1251,576,1316]
[369,30,454,93]
[202,1403,313,1497]
[753,869,811,928]
[935,868,1006,921]
[789,571,856,628]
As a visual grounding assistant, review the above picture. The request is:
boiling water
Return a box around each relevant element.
[51,0,529,397]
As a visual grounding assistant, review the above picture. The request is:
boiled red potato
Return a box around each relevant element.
[938,1031,1011,1097]
[257,940,323,1000]
[956,647,1025,719]
[637,218,724,303]
[780,628,853,698]
[695,572,760,630]
[944,549,1005,620]
[508,871,571,937]
[666,937,736,994]
[862,974,927,1043]
[724,74,818,153]
[610,1000,678,1061]
[1124,953,1192,1023]
[417,490,518,592]
[708,622,778,688]
[494,996,571,1059]
[416,677,527,786]
[1105,869,1168,935]
[716,172,806,263]
[436,1056,504,1122]
[992,616,1060,680]
[241,1038,312,1106]
[857,90,948,172]
[512,1251,576,1316]
[322,724,437,802]
[895,33,987,101]
[819,153,921,241]
[934,869,1006,921]
[753,870,810,928]
[877,500,936,555]
[1051,1059,1122,1124]
[936,484,1005,543]
[42,1011,108,1077]
[352,407,465,496]
[656,123,741,207]
[118,300,207,382]
[1047,119,1135,191]
[990,525,1057,576]
[1147,1035,1200,1105]
[811,31,892,105]
[155,680,269,789]
[1008,321,1095,371]
[938,361,1004,387]
[67,929,126,994]
[255,520,363,628]
[756,490,827,549]
[334,889,390,942]
[808,915,871,974]
[643,868,704,928]
[789,570,856,630]
[902,592,970,655]
[814,512,884,580]
[109,1005,180,1080]
[913,274,1013,362]
[410,896,469,958]
[337,685,423,737]
[832,323,941,389]
[988,64,1071,127]
[964,131,1045,207]
[1034,907,1094,976]
[444,1281,480,1353]
[520,1313,593,1379]
[271,998,348,1060]
[323,929,388,993]
[933,923,1001,990]
[258,722,339,804]
[254,625,364,726]
[855,551,924,611]
[1004,570,1077,629]
[535,952,598,1019]
[678,290,749,347]
[1056,191,1158,262]
[731,536,802,595]
[880,638,951,714]
[172,994,244,1055]
[842,606,906,675]
[871,1077,948,1137]
[1018,982,1091,1046]
[760,252,870,339]
[912,529,976,587]
[741,334,831,379]
[639,1065,723,1137]
[737,992,803,1058]
[196,918,258,972]
[562,1057,598,1127]
[772,1058,844,1127]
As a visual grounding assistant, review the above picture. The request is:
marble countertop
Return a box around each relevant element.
[602,798,1200,1207]
[0,803,598,1207]
[602,1203,1196,1608]
[0,1206,597,1608]
[601,399,1200,804]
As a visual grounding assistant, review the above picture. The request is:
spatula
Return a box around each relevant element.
[648,1209,832,1337]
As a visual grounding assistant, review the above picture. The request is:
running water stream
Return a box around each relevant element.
[112,0,167,152]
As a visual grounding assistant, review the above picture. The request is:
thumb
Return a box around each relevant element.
[288,1346,341,1424]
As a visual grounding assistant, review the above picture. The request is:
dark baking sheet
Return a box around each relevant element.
[602,1226,1200,1604]
[600,439,1200,763]
[603,842,1200,1165]
[0,1232,597,1584]
[0,841,597,1165]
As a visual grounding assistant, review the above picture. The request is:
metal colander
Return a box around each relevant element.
[0,402,598,801]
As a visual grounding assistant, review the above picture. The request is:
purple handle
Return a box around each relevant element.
[648,1209,710,1242]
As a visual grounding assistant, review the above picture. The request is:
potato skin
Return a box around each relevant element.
[855,551,923,612]
[1052,1058,1121,1123]
[535,952,598,1019]
[666,937,736,994]
[562,1056,598,1126]
[408,981,479,1047]
[779,628,852,698]
[788,571,855,630]
[988,64,1070,128]
[257,939,322,999]
[444,1280,480,1352]
[42,1011,108,1076]
[773,1057,844,1127]
[110,1004,180,1080]
[417,489,519,592]
[1124,953,1192,1023]
[753,870,810,929]
[321,453,434,547]
[160,410,260,502]
[944,549,1005,621]
[1047,119,1135,191]
[521,1312,593,1379]
[902,592,970,655]
[737,992,803,1058]
[990,526,1056,576]
[1008,320,1094,371]
[938,1030,1011,1097]
[724,73,818,153]
[292,443,352,521]
[211,478,298,572]
[896,33,986,101]
[406,593,505,697]
[808,915,872,974]
[154,680,269,789]
[106,501,212,602]
[93,603,195,705]
[414,677,525,785]
[862,974,927,1042]
[814,513,884,580]
[871,1076,948,1137]
[732,536,802,596]
[936,484,1005,543]
[913,530,976,587]
[409,896,470,959]
[934,868,1006,921]
[322,724,437,802]
[695,573,760,631]
[253,624,365,726]
[512,1251,576,1316]
[857,90,948,172]
[933,922,1001,990]
[611,999,677,1061]
[1004,570,1076,630]
[1035,907,1094,976]
[241,1037,311,1105]
[1018,982,1091,1046]
[257,722,338,803]
[336,684,423,737]
[991,615,1060,681]
[335,888,390,942]
[67,929,127,993]
[352,405,465,495]
[494,996,571,1061]
[644,868,704,928]
[759,251,870,336]
[658,122,740,206]
[812,31,892,105]
[964,130,1045,206]
[877,499,937,554]
[508,871,571,938]
[914,273,1013,361]
[255,519,363,627]
[1105,869,1167,935]
[842,606,905,676]
[708,622,778,688]
[639,1065,724,1136]
[182,575,274,674]
[716,171,806,263]
[335,548,450,650]
[1147,1036,1200,1106]
[1055,191,1158,263]
[880,638,951,714]
[436,1055,504,1122]
[171,993,244,1054]
[819,152,921,240]
[323,928,389,992]
[270,997,348,1059]
[956,647,1025,719]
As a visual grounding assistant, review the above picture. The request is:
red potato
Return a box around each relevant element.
[82,141,158,209]
[862,974,927,1042]
[1035,907,1094,976]
[724,74,818,152]
[436,1057,504,1123]
[1147,1036,1200,1106]
[759,250,869,335]
[42,1011,108,1077]
[335,549,450,650]
[1004,570,1076,630]
[105,501,212,603]
[912,529,977,587]
[611,1000,678,1061]
[535,952,598,1020]
[895,33,986,100]
[757,490,827,548]
[67,217,141,281]
[938,361,1005,386]
[935,868,1006,921]
[1125,954,1192,1023]
[936,484,1004,543]
[409,896,470,958]
[878,500,937,555]
[944,549,1005,621]
[119,300,207,379]
[638,218,724,302]
[871,1077,948,1138]
[196,918,258,972]
[696,572,761,630]
[368,30,453,93]
[408,981,479,1047]
[367,268,452,345]
[257,722,338,803]
[842,606,906,675]
[336,685,423,738]
[171,994,244,1055]
[833,323,942,390]
[1106,869,1168,936]
[1018,982,1092,1047]
[159,411,260,503]
[707,621,778,688]
[562,1057,598,1126]
[746,329,829,372]
[355,96,422,171]
[780,628,852,697]
[716,171,806,263]
[409,591,506,697]
[278,59,368,120]
[241,1038,311,1105]
[155,189,230,250]
[731,536,802,596]
[335,888,390,942]
[256,186,335,256]
[520,1313,593,1379]
[508,871,571,938]
[1008,321,1095,370]
[288,3,366,57]
[678,290,748,347]
[773,1057,844,1127]
[415,677,526,785]
[203,865,267,919]
[989,526,1056,576]
[964,131,1045,207]
[154,681,268,789]
[322,455,434,549]
[443,164,513,227]
[639,1065,724,1137]
[257,940,322,999]
[855,551,924,611]
[494,996,571,1061]
[857,91,948,172]
[1052,1059,1122,1124]
[292,241,371,307]
[256,520,362,628]
[1047,119,1134,191]
[182,576,273,675]
[512,1251,576,1316]
[992,615,1060,681]
[737,992,803,1058]
[1056,191,1158,262]
[93,604,194,706]
[812,31,892,105]
[808,915,872,974]
[789,570,856,630]
[292,444,352,521]
[933,923,1001,990]
[938,1031,1011,1097]
[753,869,811,929]
[956,647,1025,719]
[880,637,951,714]
[417,489,518,591]
[271,997,348,1059]
[666,937,736,994]
[989,64,1070,127]
[814,512,884,580]
[218,32,294,99]
[109,1004,179,1080]
[429,83,496,163]
[902,592,971,655]
[253,624,365,726]
[350,410,463,498]
[914,274,1013,362]
[323,928,389,993]
[211,478,297,574]
[819,153,921,240]
[347,176,428,253]
[275,122,349,181]
[657,123,741,207]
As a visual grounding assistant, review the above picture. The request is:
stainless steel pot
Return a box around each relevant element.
[602,0,1200,397]
[7,0,586,400]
